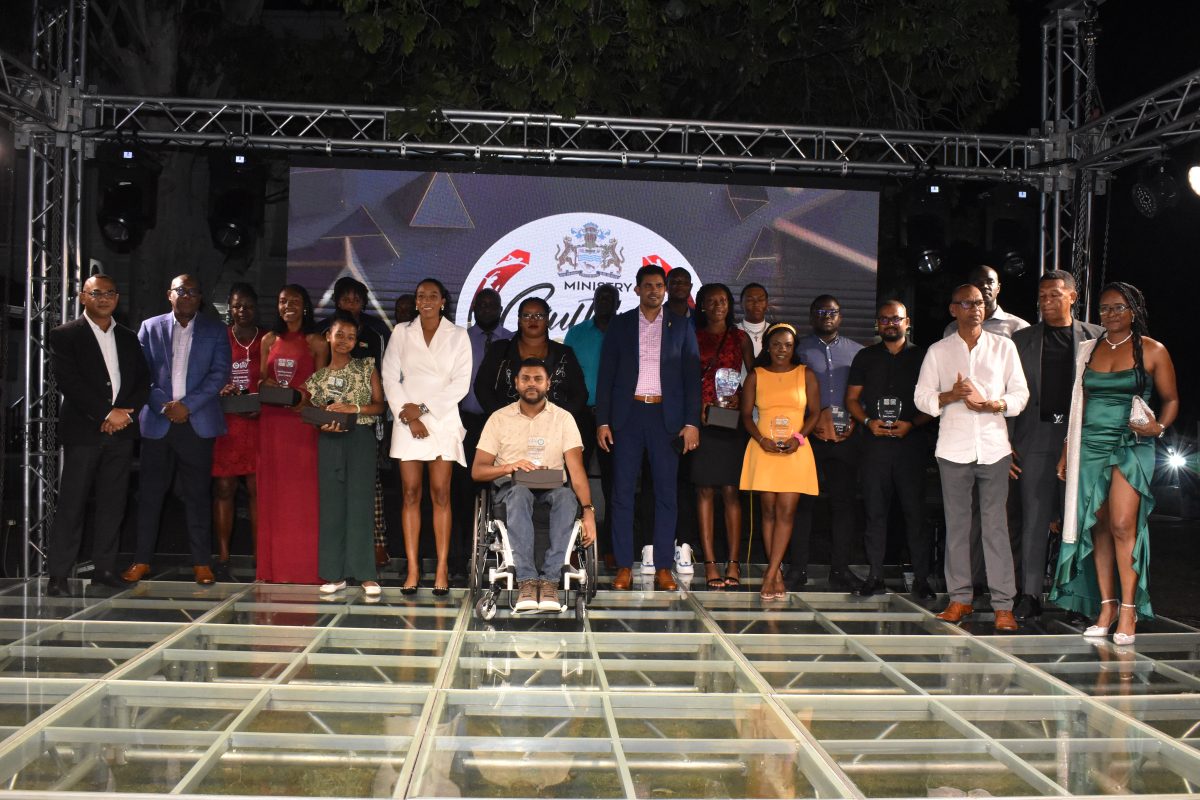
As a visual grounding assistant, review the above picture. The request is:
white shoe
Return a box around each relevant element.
[320,580,347,594]
[674,542,694,574]
[1083,598,1118,638]
[361,581,381,597]
[1112,603,1137,645]
[640,545,656,574]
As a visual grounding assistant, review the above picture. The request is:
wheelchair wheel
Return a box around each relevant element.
[476,590,497,621]
[574,593,587,622]
[583,540,598,602]
[469,489,490,611]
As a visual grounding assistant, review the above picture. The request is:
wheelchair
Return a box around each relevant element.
[469,478,598,621]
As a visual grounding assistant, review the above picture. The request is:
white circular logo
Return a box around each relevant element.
[456,212,702,337]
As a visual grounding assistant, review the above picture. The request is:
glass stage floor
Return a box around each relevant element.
[1,574,1199,799]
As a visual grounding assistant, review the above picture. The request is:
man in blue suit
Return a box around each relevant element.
[596,264,701,591]
[122,274,230,585]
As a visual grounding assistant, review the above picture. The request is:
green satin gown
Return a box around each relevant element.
[1050,368,1155,620]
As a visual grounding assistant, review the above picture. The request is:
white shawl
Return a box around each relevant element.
[1061,337,1099,545]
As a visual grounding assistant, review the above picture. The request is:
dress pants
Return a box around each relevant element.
[1015,446,1063,597]
[48,438,134,577]
[318,425,378,582]
[135,423,215,566]
[937,456,1016,610]
[860,440,931,580]
[792,437,859,574]
[499,484,577,583]
[611,404,678,569]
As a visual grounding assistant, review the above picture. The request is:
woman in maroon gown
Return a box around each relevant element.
[212,283,265,580]
[256,284,328,584]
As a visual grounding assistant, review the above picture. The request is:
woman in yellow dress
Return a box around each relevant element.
[740,323,820,600]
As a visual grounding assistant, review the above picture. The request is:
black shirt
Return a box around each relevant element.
[847,340,925,431]
[1040,324,1074,423]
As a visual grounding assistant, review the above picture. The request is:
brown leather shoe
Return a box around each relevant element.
[121,563,150,583]
[374,544,390,568]
[193,565,215,585]
[935,601,975,623]
[654,568,678,592]
[994,609,1019,632]
[612,567,633,590]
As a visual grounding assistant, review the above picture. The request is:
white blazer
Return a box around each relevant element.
[1061,337,1099,545]
[381,317,472,465]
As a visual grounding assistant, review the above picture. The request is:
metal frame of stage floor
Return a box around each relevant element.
[1,572,1200,799]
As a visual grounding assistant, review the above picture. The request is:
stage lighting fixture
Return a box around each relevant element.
[208,151,266,254]
[905,213,946,274]
[96,145,160,252]
[983,183,1037,278]
[900,173,951,275]
[1189,165,1200,197]
[1131,160,1179,219]
[1167,451,1187,471]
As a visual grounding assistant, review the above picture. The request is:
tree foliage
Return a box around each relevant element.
[341,0,1019,130]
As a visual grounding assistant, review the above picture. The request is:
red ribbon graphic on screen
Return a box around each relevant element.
[475,249,531,298]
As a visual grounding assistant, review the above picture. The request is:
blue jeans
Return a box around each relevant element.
[498,484,577,583]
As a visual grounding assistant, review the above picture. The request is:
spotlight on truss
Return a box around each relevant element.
[96,145,160,252]
[208,151,266,254]
[1131,160,1179,219]
[1188,165,1200,197]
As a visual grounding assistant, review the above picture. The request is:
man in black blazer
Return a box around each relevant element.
[46,274,150,596]
[1009,270,1104,619]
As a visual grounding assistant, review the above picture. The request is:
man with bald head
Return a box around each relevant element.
[916,284,1028,632]
[123,274,230,585]
[942,264,1030,339]
[845,300,935,600]
[45,275,150,596]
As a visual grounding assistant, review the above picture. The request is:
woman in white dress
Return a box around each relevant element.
[381,278,472,595]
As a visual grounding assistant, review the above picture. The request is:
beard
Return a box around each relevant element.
[520,389,548,405]
[880,329,904,342]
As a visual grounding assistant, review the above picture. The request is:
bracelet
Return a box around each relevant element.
[792,432,806,445]
[354,403,361,414]
[1157,424,1167,439]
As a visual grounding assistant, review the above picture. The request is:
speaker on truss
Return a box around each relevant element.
[208,151,266,254]
[982,183,1039,278]
[96,144,160,253]
[900,176,952,275]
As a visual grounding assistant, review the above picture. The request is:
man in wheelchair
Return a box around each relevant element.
[472,358,597,612]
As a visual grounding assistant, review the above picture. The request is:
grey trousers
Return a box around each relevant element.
[938,456,1016,610]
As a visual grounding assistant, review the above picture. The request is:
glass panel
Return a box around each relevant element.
[244,690,427,736]
[824,743,1045,798]
[1009,738,1200,795]
[624,740,815,799]
[9,731,213,792]
[785,697,967,741]
[0,679,84,727]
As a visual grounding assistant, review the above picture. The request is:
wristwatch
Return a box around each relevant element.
[582,504,596,512]
[418,403,430,415]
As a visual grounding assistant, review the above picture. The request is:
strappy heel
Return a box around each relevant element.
[1083,598,1118,638]
[1113,603,1138,645]
[724,560,741,588]
[702,561,725,590]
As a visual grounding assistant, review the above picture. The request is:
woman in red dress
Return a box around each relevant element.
[212,283,265,580]
[256,284,328,584]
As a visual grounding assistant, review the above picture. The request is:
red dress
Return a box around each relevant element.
[256,331,320,584]
[212,327,265,477]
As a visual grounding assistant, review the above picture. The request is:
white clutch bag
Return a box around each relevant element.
[1129,395,1155,427]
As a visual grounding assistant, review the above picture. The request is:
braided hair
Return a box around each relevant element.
[1100,281,1150,395]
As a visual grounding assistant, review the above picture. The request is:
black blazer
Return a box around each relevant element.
[474,337,588,419]
[1009,318,1104,454]
[49,316,151,446]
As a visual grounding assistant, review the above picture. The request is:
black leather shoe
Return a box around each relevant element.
[853,577,887,597]
[827,568,863,592]
[47,577,71,597]
[910,577,936,602]
[1013,593,1043,620]
[91,570,129,590]
[212,561,237,583]
[784,569,808,591]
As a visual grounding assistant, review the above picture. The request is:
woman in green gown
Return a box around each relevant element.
[1051,283,1178,645]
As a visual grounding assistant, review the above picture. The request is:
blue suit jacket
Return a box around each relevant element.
[596,307,701,434]
[137,311,230,440]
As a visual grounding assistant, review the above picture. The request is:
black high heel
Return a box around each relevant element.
[432,585,450,597]
[400,580,420,596]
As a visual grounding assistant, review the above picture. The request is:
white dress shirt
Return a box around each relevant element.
[171,317,195,402]
[84,311,121,403]
[914,329,1029,465]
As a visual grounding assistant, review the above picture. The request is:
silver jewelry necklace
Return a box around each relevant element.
[1104,331,1133,349]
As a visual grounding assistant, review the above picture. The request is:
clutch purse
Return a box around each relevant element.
[260,385,302,407]
[705,405,740,430]
[1129,395,1155,427]
[513,468,565,490]
[219,392,261,414]
[300,406,358,429]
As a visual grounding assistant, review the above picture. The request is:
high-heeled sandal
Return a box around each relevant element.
[723,560,741,588]
[1083,598,1118,638]
[1113,603,1138,645]
[702,561,725,590]
[400,579,421,596]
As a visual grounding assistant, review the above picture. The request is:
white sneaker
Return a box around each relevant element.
[320,580,347,594]
[640,545,656,574]
[674,542,694,574]
[361,581,381,597]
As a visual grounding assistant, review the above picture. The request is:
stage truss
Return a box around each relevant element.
[2,0,1200,575]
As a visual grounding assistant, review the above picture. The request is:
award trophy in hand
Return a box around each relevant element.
[876,396,902,429]
[771,416,791,452]
[275,357,297,388]
[830,405,850,436]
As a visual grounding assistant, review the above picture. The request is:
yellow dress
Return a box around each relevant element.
[740,365,819,494]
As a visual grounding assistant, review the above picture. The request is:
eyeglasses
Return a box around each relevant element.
[955,299,986,309]
[519,312,548,321]
[171,287,201,298]
[814,309,840,318]
[1098,303,1131,316]
[877,315,905,325]
[83,289,118,300]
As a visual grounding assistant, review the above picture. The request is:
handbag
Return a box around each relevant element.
[1129,395,1155,427]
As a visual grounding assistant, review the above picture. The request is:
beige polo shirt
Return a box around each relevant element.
[477,400,583,469]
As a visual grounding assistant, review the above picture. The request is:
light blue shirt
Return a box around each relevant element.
[796,333,863,411]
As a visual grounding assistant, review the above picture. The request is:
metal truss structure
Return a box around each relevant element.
[1,0,1198,575]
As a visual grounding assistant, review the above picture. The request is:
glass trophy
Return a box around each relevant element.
[876,396,903,427]
[830,405,850,435]
[770,416,791,449]
[714,367,741,407]
[231,357,251,392]
[275,357,297,387]
[527,435,547,467]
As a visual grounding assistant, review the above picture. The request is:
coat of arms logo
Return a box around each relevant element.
[555,221,624,279]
